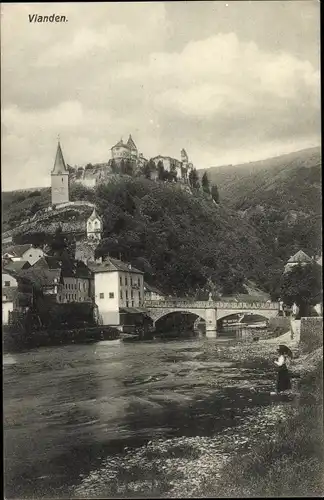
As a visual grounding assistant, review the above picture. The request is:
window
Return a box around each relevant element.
[99,293,104,299]
[139,292,141,300]
[125,276,128,286]
[120,276,122,286]
[4,281,10,287]
[126,290,128,299]
[120,291,123,299]
[138,278,140,286]
[126,301,129,307]
[130,277,133,286]
[131,290,133,299]
[75,294,77,300]
[109,292,114,299]
[131,301,134,307]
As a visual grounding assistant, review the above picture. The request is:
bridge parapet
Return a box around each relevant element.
[215,301,279,310]
[144,299,279,310]
[144,299,217,309]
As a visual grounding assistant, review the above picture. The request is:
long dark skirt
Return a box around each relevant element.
[277,365,291,392]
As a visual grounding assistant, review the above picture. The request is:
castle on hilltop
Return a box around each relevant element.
[67,134,194,188]
[111,135,147,171]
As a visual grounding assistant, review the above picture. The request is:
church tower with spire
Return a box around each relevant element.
[51,140,70,205]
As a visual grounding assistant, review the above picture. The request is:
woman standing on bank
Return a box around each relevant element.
[273,344,292,394]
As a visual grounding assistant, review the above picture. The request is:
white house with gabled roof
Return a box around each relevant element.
[88,258,144,327]
[284,250,313,273]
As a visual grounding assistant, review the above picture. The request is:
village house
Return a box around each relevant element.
[29,256,94,303]
[284,249,313,273]
[2,244,45,266]
[2,260,31,324]
[2,287,16,325]
[86,208,103,242]
[88,258,144,328]
[3,260,31,288]
[144,282,166,302]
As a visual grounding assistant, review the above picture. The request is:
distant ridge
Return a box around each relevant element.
[205,146,321,213]
[206,146,321,172]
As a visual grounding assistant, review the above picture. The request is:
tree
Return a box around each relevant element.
[124,159,133,176]
[48,226,68,258]
[189,168,200,189]
[202,172,210,194]
[30,201,41,216]
[110,159,118,173]
[120,159,126,175]
[157,161,165,181]
[279,263,322,317]
[211,184,220,204]
[143,160,154,179]
[169,163,178,183]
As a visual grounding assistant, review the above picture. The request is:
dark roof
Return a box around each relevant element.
[33,256,93,279]
[127,135,137,151]
[3,244,32,258]
[112,139,129,149]
[33,256,62,270]
[51,141,69,175]
[3,260,31,273]
[18,267,62,288]
[2,286,17,302]
[88,258,143,274]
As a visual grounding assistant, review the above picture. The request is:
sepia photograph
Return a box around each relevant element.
[1,1,322,498]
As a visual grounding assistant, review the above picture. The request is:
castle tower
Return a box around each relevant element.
[181,148,189,165]
[86,208,103,241]
[111,138,130,163]
[51,141,70,205]
[127,134,138,159]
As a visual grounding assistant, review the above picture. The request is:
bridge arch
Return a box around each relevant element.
[216,308,278,321]
[147,308,208,325]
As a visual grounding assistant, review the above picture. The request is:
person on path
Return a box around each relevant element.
[272,345,292,394]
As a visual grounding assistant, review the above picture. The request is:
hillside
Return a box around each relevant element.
[92,178,279,296]
[204,147,322,263]
[2,146,321,297]
[1,177,279,297]
[205,147,321,213]
[2,184,95,236]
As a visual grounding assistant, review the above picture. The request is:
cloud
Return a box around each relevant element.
[1,3,320,191]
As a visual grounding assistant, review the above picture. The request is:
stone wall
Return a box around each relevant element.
[268,317,290,331]
[300,317,323,353]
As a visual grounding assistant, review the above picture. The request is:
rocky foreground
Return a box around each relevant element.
[73,334,322,498]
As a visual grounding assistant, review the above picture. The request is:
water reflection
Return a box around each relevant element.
[4,336,278,499]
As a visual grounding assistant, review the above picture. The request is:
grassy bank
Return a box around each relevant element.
[199,351,323,498]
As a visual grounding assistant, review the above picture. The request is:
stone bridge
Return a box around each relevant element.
[144,299,279,338]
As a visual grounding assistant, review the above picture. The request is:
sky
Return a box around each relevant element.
[1,1,320,191]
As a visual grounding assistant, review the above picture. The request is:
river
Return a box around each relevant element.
[4,335,293,498]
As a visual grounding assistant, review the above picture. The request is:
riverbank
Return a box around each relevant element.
[3,325,120,353]
[72,338,322,498]
[196,346,323,498]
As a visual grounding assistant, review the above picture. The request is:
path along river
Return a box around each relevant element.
[4,336,297,498]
